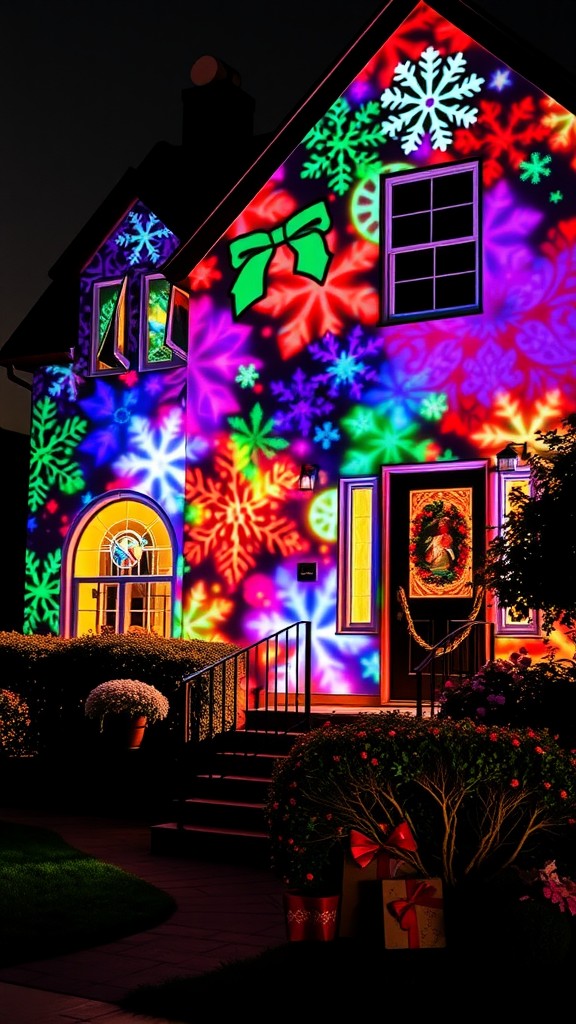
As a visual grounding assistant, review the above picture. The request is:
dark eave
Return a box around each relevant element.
[162,0,576,286]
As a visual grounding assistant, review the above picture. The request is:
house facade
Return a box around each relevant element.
[2,0,575,706]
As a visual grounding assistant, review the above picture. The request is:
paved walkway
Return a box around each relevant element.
[0,808,287,1024]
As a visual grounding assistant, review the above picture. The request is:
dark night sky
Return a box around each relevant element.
[1,0,574,432]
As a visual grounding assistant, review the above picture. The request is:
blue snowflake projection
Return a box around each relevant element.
[113,408,186,515]
[270,367,333,437]
[359,650,380,683]
[488,68,512,92]
[364,360,431,429]
[243,565,375,694]
[313,421,341,450]
[381,47,484,154]
[114,211,176,266]
[308,327,381,400]
[24,548,62,635]
[45,365,84,402]
[301,96,385,195]
[519,153,552,184]
[235,364,260,388]
[78,381,143,465]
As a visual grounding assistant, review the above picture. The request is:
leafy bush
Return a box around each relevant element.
[0,689,34,757]
[267,713,576,894]
[437,648,576,748]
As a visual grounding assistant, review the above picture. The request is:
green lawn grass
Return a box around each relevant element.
[0,820,176,966]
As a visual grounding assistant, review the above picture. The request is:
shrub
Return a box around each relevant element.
[437,648,576,748]
[0,689,34,757]
[266,713,576,894]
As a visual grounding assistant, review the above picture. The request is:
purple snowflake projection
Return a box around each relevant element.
[159,295,253,433]
[308,327,381,399]
[482,179,543,277]
[242,564,376,695]
[78,380,147,465]
[270,367,332,437]
[112,407,186,515]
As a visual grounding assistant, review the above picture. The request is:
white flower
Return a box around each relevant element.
[84,679,169,728]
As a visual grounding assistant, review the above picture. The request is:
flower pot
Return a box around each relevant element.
[283,892,340,942]
[101,712,147,751]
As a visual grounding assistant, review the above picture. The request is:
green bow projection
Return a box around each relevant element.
[229,200,333,317]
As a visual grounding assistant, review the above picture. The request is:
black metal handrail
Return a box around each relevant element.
[182,620,312,745]
[414,620,495,718]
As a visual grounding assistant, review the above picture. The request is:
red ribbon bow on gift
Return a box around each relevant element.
[349,821,417,870]
[388,880,443,947]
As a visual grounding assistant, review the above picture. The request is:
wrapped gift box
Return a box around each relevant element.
[382,877,446,949]
[339,852,417,940]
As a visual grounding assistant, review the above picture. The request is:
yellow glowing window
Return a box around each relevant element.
[338,477,378,633]
[497,469,539,635]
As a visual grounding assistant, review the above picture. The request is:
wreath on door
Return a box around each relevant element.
[410,499,470,588]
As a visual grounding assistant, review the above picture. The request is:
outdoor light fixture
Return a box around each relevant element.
[496,442,529,472]
[299,463,319,491]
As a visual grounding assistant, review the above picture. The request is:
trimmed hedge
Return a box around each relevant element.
[0,631,239,757]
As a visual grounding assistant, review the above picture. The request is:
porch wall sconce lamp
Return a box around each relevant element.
[496,441,529,472]
[299,463,320,491]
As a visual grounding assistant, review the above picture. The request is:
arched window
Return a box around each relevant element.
[62,493,176,638]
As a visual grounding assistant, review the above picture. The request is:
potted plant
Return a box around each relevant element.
[84,678,169,749]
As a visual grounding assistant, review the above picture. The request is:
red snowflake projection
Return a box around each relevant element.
[184,439,305,589]
[540,217,576,259]
[253,236,379,359]
[453,96,548,186]
[187,256,222,292]
[540,97,576,171]
[351,2,472,94]
[225,179,297,240]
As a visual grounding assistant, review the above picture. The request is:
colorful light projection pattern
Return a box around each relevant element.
[23,5,576,695]
[178,2,575,694]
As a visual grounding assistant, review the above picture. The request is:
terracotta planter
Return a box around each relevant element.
[102,712,147,751]
[283,891,340,941]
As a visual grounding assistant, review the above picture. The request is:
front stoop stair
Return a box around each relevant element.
[150,711,312,866]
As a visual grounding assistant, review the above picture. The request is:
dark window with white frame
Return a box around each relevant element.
[381,160,481,323]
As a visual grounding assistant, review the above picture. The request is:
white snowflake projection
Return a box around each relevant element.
[381,47,485,154]
[113,408,185,514]
[114,211,175,266]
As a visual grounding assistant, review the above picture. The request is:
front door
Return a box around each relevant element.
[381,460,489,702]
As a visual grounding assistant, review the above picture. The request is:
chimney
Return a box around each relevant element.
[182,55,255,158]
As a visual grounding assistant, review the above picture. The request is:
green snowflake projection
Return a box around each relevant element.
[301,96,385,196]
[341,405,434,473]
[28,398,87,512]
[228,402,289,477]
[24,548,62,635]
[549,190,564,203]
[420,393,448,421]
[519,152,552,184]
[235,364,260,388]
[381,47,484,154]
